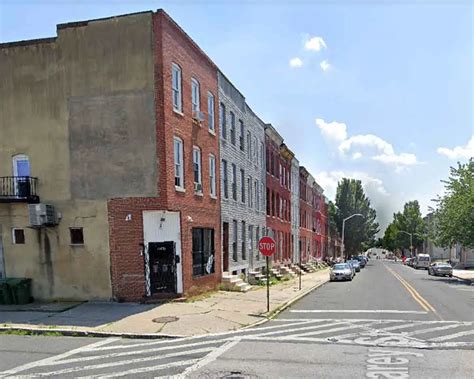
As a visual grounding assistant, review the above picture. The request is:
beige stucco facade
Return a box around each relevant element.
[0,12,157,300]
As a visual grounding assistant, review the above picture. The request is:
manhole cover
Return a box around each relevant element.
[152,316,179,323]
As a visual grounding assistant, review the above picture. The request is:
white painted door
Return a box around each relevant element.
[12,155,30,196]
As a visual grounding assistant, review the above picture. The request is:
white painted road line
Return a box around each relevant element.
[288,324,363,339]
[429,329,474,342]
[0,337,120,378]
[30,347,214,377]
[290,310,428,314]
[173,337,242,379]
[250,321,347,338]
[77,359,200,379]
[406,323,464,336]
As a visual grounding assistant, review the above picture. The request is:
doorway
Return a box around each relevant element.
[0,233,5,279]
[12,155,30,197]
[222,222,229,272]
[148,241,176,294]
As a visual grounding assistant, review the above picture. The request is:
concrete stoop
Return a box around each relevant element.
[248,270,265,285]
[221,272,252,292]
[279,266,296,278]
[290,264,305,275]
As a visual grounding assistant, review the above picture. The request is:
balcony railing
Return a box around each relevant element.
[0,176,39,203]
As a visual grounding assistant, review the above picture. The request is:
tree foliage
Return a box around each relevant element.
[382,200,426,254]
[333,178,379,257]
[432,159,474,248]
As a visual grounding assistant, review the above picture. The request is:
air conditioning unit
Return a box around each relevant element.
[28,203,58,227]
[194,182,202,192]
[192,110,205,123]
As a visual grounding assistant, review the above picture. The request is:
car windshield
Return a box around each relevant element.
[436,264,451,268]
[419,257,430,261]
[334,264,349,270]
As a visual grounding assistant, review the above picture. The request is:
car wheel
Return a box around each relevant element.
[428,269,432,275]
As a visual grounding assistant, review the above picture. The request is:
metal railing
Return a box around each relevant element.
[0,176,39,202]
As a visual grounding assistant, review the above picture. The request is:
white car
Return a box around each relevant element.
[414,254,431,269]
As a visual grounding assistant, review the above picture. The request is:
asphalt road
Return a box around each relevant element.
[1,259,473,378]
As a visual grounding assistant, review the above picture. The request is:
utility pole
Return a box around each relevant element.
[341,213,363,261]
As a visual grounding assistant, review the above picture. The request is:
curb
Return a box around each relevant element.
[0,270,329,340]
[452,275,473,284]
[0,326,184,340]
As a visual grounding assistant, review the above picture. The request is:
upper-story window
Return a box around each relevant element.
[230,112,236,145]
[241,169,246,203]
[231,163,237,200]
[239,120,245,151]
[173,137,184,189]
[253,136,258,163]
[193,146,202,192]
[208,92,215,133]
[172,64,182,112]
[260,142,264,168]
[219,103,226,139]
[222,159,228,199]
[209,154,216,197]
[247,131,251,159]
[191,78,200,112]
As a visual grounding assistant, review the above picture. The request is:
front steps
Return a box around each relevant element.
[221,272,252,292]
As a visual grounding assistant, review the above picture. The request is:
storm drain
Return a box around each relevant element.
[152,316,179,323]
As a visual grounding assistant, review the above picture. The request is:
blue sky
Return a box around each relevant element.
[1,0,472,233]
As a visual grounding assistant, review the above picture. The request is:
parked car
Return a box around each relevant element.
[330,263,354,281]
[428,262,453,277]
[356,256,367,268]
[403,257,412,266]
[348,260,361,272]
[414,254,431,270]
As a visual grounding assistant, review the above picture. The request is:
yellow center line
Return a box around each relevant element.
[384,264,443,320]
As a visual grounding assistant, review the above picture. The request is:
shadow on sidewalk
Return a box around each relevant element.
[0,301,158,328]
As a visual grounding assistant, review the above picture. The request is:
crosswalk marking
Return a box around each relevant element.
[1,318,473,378]
[290,309,428,314]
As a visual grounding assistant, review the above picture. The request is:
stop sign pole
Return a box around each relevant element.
[258,236,276,313]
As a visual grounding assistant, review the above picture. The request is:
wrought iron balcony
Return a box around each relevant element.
[0,176,39,203]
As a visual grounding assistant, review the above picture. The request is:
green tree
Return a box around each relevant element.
[334,178,380,257]
[433,159,474,248]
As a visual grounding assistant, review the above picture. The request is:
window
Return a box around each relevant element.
[239,120,245,151]
[222,159,228,199]
[247,131,252,159]
[192,228,215,276]
[174,137,184,189]
[253,136,258,162]
[219,103,226,139]
[241,221,246,260]
[247,177,252,208]
[171,64,182,112]
[12,228,25,244]
[248,225,254,261]
[231,163,237,200]
[241,169,245,203]
[209,154,216,197]
[230,112,236,145]
[266,187,271,215]
[232,220,238,261]
[208,92,215,133]
[191,78,200,112]
[255,180,259,210]
[261,183,266,212]
[256,226,260,260]
[260,142,264,168]
[193,147,202,191]
[70,228,84,245]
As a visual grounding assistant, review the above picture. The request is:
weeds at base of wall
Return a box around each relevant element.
[0,330,64,337]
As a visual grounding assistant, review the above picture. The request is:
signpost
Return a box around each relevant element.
[258,236,276,313]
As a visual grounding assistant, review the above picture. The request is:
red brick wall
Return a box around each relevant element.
[154,11,221,291]
[107,11,221,302]
[265,136,292,262]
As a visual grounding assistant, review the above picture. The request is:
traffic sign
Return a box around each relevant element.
[258,236,276,257]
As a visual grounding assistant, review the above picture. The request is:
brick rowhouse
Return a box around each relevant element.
[299,166,313,263]
[265,124,293,263]
[108,10,221,301]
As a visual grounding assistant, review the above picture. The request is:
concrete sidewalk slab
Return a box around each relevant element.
[0,269,330,338]
[453,269,474,283]
[0,302,83,313]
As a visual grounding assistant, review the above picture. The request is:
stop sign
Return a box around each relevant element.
[258,236,276,257]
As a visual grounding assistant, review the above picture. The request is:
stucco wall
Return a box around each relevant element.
[0,12,156,300]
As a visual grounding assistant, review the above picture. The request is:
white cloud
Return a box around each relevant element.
[289,57,303,68]
[437,136,474,160]
[316,117,419,171]
[320,60,331,71]
[304,36,327,51]
[315,118,347,142]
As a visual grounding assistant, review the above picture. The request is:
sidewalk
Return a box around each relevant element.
[0,269,329,338]
[453,269,474,283]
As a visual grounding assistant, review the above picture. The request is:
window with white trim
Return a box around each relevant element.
[191,78,200,112]
[193,146,202,191]
[172,64,182,112]
[208,92,215,133]
[222,159,228,199]
[231,163,237,200]
[230,112,236,145]
[174,137,184,189]
[209,154,216,197]
[247,131,252,159]
[219,103,226,139]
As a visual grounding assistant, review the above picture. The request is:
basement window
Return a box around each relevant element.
[70,228,84,245]
[12,228,25,244]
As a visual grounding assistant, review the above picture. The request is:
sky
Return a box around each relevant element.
[1,0,472,234]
